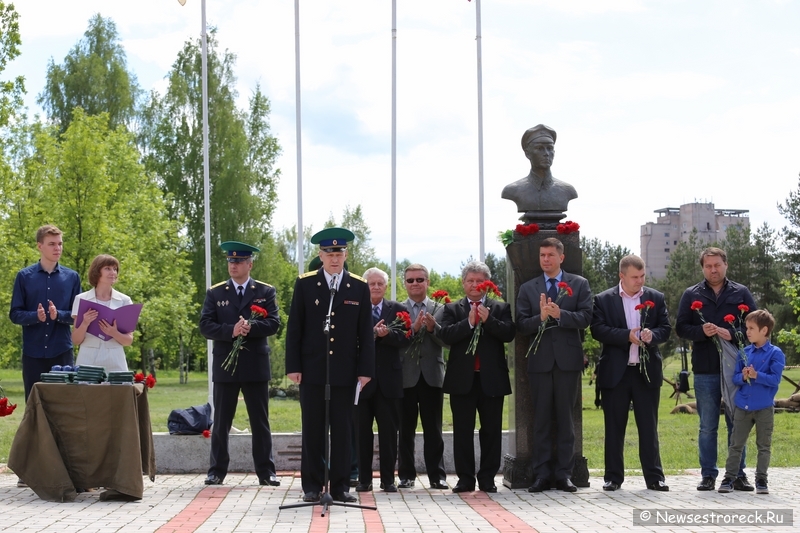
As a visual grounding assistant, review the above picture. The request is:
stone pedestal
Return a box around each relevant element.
[502,229,589,489]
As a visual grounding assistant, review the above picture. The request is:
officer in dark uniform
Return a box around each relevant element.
[200,241,281,486]
[286,228,375,503]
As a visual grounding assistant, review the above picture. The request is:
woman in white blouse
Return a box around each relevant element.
[71,255,133,371]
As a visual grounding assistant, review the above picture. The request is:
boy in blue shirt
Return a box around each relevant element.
[718,309,785,495]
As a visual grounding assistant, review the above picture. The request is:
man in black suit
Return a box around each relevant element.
[516,237,592,493]
[590,255,671,492]
[398,263,448,490]
[355,267,410,493]
[438,260,515,493]
[200,241,282,486]
[285,228,375,503]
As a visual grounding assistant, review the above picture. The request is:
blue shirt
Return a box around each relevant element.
[733,340,785,412]
[9,261,81,358]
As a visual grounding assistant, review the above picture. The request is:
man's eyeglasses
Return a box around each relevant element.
[405,277,426,284]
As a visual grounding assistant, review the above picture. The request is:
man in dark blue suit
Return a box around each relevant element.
[200,241,282,486]
[516,237,592,493]
[590,255,671,492]
[438,260,515,493]
[355,267,410,493]
[286,228,375,503]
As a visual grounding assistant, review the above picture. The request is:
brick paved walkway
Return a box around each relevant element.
[1,469,797,532]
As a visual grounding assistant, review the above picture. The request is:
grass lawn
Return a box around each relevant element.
[2,362,800,475]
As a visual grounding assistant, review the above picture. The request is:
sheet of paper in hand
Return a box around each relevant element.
[75,300,144,341]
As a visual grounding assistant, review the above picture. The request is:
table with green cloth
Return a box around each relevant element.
[8,382,156,502]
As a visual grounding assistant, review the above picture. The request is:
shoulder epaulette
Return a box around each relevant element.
[349,273,366,282]
[299,271,317,279]
[254,280,274,288]
[210,281,227,289]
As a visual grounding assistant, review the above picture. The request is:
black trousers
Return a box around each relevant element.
[450,372,504,488]
[398,374,446,483]
[300,383,354,496]
[23,350,74,401]
[529,367,580,481]
[601,365,664,485]
[209,381,276,481]
[357,388,401,486]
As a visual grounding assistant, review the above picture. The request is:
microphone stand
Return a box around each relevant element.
[280,274,376,516]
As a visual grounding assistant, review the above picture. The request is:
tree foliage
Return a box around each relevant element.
[580,237,631,296]
[0,109,196,370]
[38,14,140,133]
[0,1,24,129]
[139,30,281,307]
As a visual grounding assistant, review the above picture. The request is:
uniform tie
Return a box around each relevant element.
[237,285,244,298]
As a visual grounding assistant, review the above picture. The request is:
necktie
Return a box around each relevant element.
[237,285,244,298]
[412,302,424,321]
[547,278,558,301]
[372,305,381,325]
[472,301,481,371]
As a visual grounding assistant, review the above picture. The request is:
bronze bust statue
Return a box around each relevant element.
[501,124,577,223]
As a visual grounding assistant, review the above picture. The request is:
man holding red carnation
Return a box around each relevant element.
[199,241,281,487]
[590,255,671,492]
[353,267,410,493]
[516,237,592,493]
[676,247,758,492]
[438,260,515,493]
[398,264,448,490]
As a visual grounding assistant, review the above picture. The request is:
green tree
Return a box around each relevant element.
[0,1,24,129]
[323,205,386,276]
[0,109,196,370]
[38,14,140,133]
[580,237,631,296]
[139,31,281,308]
[778,174,800,274]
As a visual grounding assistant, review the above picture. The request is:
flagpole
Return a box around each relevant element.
[390,0,397,299]
[475,0,486,261]
[200,0,213,409]
[295,0,304,274]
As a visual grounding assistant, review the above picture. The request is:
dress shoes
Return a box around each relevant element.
[556,478,577,492]
[302,491,320,502]
[479,484,497,493]
[398,479,415,489]
[647,480,669,492]
[355,483,373,492]
[259,475,280,486]
[452,482,475,493]
[527,478,550,493]
[602,481,620,491]
[332,492,358,503]
[349,477,359,488]
[382,483,398,493]
[696,477,715,491]
[429,481,448,489]
[204,475,223,485]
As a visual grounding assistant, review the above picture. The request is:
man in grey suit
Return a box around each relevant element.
[516,237,592,493]
[397,264,448,490]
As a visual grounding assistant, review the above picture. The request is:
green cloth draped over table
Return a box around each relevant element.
[8,382,156,502]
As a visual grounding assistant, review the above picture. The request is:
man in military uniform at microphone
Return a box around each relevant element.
[286,228,375,503]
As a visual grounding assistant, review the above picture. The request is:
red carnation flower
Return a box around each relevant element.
[634,304,645,311]
[134,372,145,383]
[724,314,736,324]
[146,374,156,389]
[202,429,211,439]
[690,301,703,311]
[644,300,655,308]
[738,304,749,313]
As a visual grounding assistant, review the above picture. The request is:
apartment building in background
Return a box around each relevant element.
[640,202,749,279]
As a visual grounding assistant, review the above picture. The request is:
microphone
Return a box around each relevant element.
[330,275,338,294]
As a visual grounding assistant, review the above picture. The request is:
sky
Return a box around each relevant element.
[6,0,800,277]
